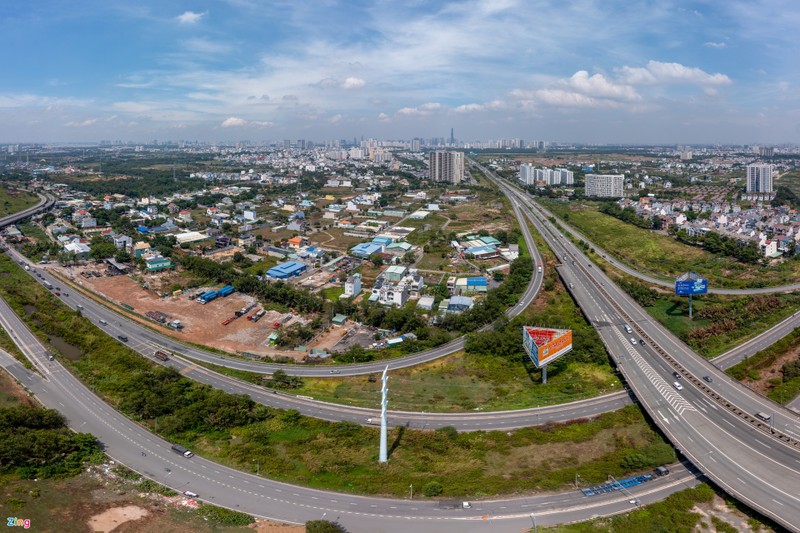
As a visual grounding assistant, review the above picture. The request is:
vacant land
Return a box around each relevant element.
[297,353,619,412]
[57,267,316,359]
[542,199,800,288]
[0,186,39,217]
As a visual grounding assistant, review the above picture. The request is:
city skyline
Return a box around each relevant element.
[1,0,799,144]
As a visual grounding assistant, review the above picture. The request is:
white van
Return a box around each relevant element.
[624,325,633,334]
[183,491,199,498]
[756,412,771,422]
[99,319,108,326]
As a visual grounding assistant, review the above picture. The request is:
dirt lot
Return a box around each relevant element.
[53,265,340,360]
[0,464,303,533]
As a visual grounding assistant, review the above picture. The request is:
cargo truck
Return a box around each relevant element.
[154,350,170,362]
[199,291,219,304]
[218,285,235,297]
[171,444,194,457]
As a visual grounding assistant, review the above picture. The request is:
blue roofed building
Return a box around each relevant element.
[266,261,307,279]
[350,242,383,258]
[454,276,488,295]
[372,235,393,247]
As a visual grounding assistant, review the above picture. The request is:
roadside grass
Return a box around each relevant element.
[606,270,800,358]
[0,254,673,498]
[541,199,800,288]
[0,326,30,369]
[0,187,39,217]
[727,326,800,405]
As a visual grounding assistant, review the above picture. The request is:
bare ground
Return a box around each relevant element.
[49,265,335,360]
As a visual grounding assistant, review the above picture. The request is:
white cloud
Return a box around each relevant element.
[176,10,207,24]
[564,71,640,101]
[328,114,343,123]
[342,77,365,89]
[221,117,247,127]
[65,118,98,127]
[618,60,731,86]
[533,89,615,108]
[455,103,485,113]
[378,112,390,122]
[250,120,274,127]
[705,41,727,49]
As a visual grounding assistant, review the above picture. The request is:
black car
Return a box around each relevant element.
[703,375,713,383]
[673,371,682,379]
[117,335,129,342]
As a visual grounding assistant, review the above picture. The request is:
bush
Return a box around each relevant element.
[423,481,443,497]
[306,520,349,533]
[197,504,255,526]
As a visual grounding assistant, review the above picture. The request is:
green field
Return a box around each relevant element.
[296,354,619,412]
[542,199,800,288]
[0,186,39,217]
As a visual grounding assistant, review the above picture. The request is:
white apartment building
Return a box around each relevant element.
[343,273,362,298]
[585,174,625,197]
[518,165,573,186]
[746,164,774,193]
[429,151,464,184]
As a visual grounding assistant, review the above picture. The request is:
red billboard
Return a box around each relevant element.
[522,327,573,368]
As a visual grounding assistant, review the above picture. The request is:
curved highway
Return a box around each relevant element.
[0,290,702,533]
[482,164,800,531]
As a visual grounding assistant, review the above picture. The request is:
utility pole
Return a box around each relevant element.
[379,365,389,463]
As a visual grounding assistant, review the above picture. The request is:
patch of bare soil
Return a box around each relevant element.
[743,345,799,396]
[87,505,150,532]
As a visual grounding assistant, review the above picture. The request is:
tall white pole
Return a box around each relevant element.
[379,365,389,463]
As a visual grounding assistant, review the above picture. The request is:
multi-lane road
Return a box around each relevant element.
[3,179,800,529]
[484,167,800,531]
[0,290,702,532]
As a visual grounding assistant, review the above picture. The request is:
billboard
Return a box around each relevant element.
[675,272,708,295]
[522,327,573,368]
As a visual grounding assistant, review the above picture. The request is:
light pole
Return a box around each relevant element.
[530,512,537,533]
[575,473,580,489]
[409,483,413,500]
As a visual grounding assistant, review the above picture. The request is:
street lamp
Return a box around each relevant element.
[575,473,581,489]
[409,483,413,499]
[530,512,537,533]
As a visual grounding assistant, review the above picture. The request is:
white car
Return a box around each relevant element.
[673,381,684,391]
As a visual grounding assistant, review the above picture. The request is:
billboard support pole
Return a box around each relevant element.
[542,365,547,384]
[689,293,693,319]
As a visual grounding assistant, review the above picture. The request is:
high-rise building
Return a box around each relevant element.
[429,151,464,184]
[585,174,624,197]
[746,164,774,193]
[450,128,455,145]
[758,146,774,157]
[411,138,420,152]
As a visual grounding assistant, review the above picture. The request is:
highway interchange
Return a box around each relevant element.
[1,178,800,530]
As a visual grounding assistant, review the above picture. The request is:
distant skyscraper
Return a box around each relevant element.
[758,146,774,157]
[411,138,420,152]
[450,128,454,145]
[585,174,624,197]
[746,164,774,193]
[429,151,464,184]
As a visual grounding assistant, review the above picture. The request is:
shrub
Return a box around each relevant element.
[423,481,443,497]
[197,504,255,526]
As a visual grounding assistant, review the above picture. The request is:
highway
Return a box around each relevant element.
[3,184,800,529]
[0,290,702,532]
[0,192,54,227]
[483,167,800,531]
[529,197,800,294]
[1,189,796,433]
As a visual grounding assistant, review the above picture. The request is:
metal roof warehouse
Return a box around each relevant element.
[266,261,307,279]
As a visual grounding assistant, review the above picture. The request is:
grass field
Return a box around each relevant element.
[0,186,39,217]
[542,199,800,288]
[296,353,620,412]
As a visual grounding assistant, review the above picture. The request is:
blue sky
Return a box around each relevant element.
[1,0,799,144]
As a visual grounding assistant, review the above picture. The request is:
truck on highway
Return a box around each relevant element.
[153,350,171,362]
[171,444,194,457]
[43,280,53,290]
[537,262,542,273]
